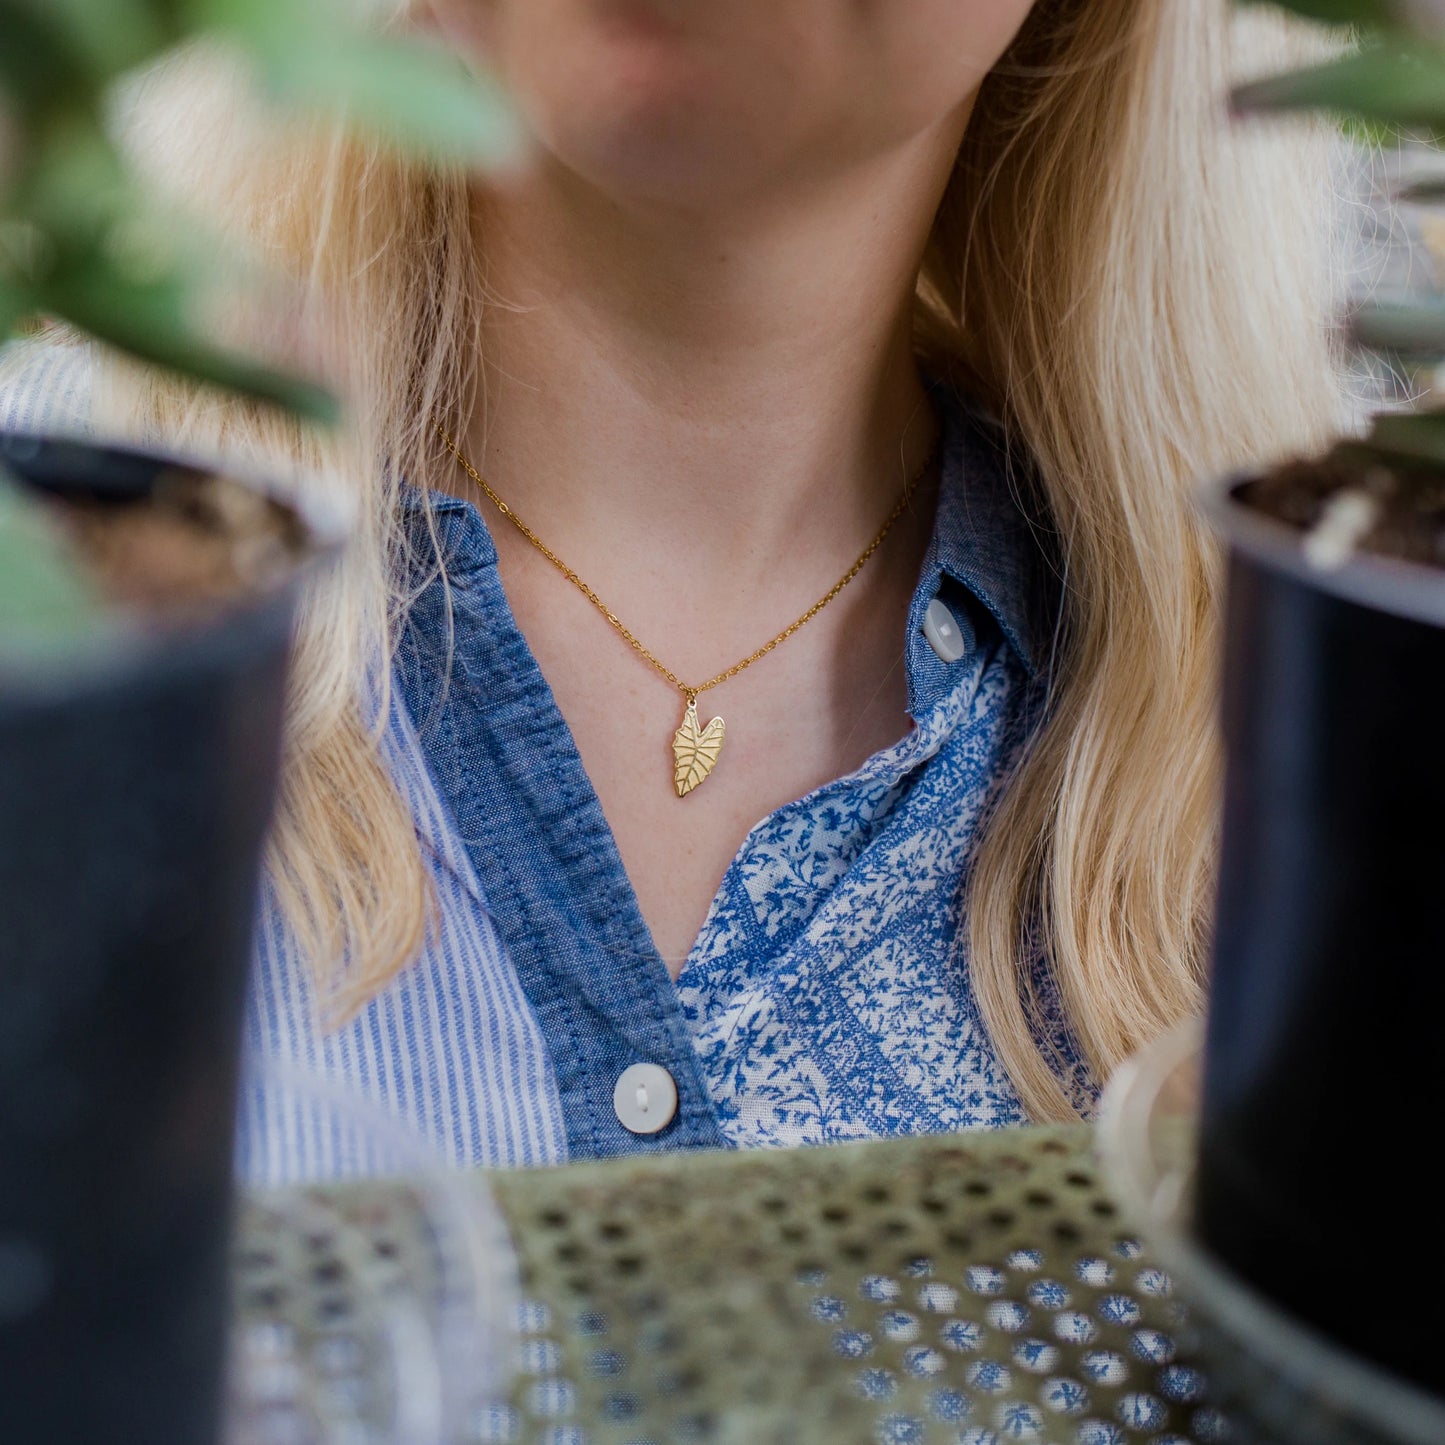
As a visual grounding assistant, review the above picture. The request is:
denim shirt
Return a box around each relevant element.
[273,379,1082,1170]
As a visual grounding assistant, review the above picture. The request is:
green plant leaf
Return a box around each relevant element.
[1340,113,1407,146]
[0,464,104,658]
[188,0,521,165]
[0,271,27,337]
[1231,42,1445,132]
[1240,0,1399,28]
[1360,407,1445,463]
[17,114,135,239]
[4,0,172,82]
[3,108,341,420]
[1240,0,1445,35]
[1350,296,1445,355]
[0,7,92,109]
[255,37,524,167]
[37,250,338,422]
[5,0,517,427]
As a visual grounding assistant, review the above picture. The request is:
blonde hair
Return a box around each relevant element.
[14,2,1354,1115]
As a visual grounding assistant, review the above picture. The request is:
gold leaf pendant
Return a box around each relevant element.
[672,697,725,797]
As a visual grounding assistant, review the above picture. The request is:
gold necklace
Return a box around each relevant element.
[436,425,935,798]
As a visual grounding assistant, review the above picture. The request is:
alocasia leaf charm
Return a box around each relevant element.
[672,697,725,797]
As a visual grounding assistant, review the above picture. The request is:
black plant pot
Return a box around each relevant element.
[1197,471,1445,1400]
[0,433,334,1445]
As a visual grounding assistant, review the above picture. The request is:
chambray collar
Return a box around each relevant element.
[936,393,1059,678]
[401,380,1061,697]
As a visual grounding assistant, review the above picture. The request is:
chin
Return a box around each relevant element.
[490,0,817,205]
[523,52,781,204]
[544,111,781,208]
[476,0,1007,208]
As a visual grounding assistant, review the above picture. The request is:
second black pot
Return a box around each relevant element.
[1197,471,1445,1399]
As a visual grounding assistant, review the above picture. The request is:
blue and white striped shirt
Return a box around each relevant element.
[238,683,569,1178]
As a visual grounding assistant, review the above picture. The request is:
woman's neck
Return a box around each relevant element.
[452,133,961,598]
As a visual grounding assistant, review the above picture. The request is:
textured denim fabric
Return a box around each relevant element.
[396,497,734,1159]
[391,380,1071,1161]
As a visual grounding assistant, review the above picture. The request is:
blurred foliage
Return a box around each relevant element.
[0,460,104,659]
[1244,0,1445,468]
[1233,44,1445,135]
[1244,0,1412,26]
[0,0,519,650]
[0,0,518,419]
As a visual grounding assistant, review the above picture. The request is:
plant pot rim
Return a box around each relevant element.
[0,429,347,705]
[1197,467,1445,629]
[1099,1022,1445,1444]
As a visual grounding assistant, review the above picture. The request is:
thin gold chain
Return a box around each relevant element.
[435,424,935,705]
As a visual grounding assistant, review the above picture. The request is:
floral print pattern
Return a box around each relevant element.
[677,619,1095,1148]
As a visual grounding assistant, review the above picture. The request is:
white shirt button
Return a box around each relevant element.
[613,1063,678,1135]
[923,597,966,663]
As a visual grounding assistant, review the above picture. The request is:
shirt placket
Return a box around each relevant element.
[397,499,728,1161]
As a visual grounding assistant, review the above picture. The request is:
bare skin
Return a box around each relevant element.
[424,0,1037,973]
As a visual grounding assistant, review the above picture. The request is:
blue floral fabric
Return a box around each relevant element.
[669,382,1097,1147]
[675,497,1093,1147]
[676,638,1038,1146]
